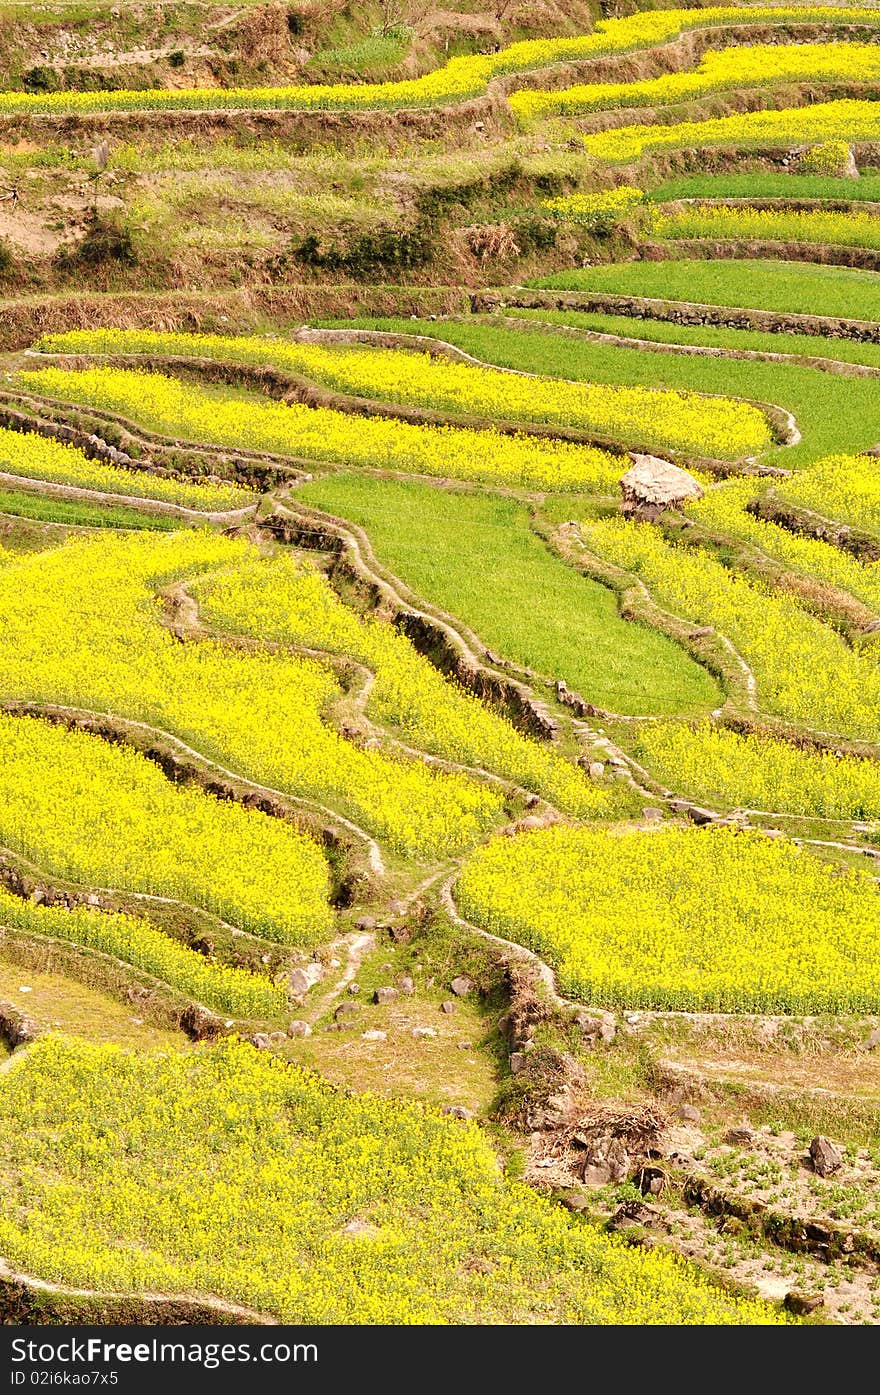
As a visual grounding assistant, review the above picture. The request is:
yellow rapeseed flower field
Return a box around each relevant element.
[0,425,254,510]
[652,203,880,251]
[17,364,625,491]
[0,713,332,945]
[34,329,771,459]
[0,8,871,114]
[777,453,880,534]
[0,884,285,1018]
[688,476,880,613]
[0,1034,785,1323]
[582,98,880,163]
[0,532,503,857]
[195,551,615,820]
[632,720,880,820]
[579,514,880,740]
[457,824,880,1012]
[511,41,880,122]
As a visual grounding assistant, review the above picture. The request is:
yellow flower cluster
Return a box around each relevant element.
[582,98,880,163]
[541,187,646,230]
[511,41,880,122]
[798,138,857,174]
[0,713,331,946]
[457,824,880,1012]
[0,425,253,511]
[579,514,880,740]
[0,8,871,114]
[0,532,502,858]
[688,476,880,613]
[17,364,623,493]
[0,884,284,1018]
[33,331,772,460]
[633,720,880,820]
[195,551,613,820]
[652,202,880,251]
[0,1034,784,1323]
[777,453,880,534]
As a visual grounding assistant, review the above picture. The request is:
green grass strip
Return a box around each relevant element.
[296,472,721,718]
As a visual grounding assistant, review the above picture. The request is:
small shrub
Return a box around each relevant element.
[22,66,60,94]
[58,211,137,269]
[167,50,186,69]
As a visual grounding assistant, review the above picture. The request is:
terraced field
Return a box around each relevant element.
[7,0,880,1335]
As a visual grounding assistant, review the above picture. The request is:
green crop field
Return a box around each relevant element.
[4,0,880,1339]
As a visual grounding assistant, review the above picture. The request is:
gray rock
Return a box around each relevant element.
[334,1002,359,1022]
[355,915,376,932]
[574,1010,615,1045]
[442,1105,474,1121]
[864,1027,880,1051]
[581,1163,612,1187]
[440,1000,455,1014]
[251,1033,272,1050]
[374,986,398,1005]
[587,761,605,780]
[362,1029,386,1042]
[724,1127,753,1147]
[676,1103,702,1124]
[287,1020,312,1038]
[607,1137,629,1183]
[810,1135,843,1178]
[450,975,474,998]
[509,1051,526,1074]
[399,975,415,995]
[348,982,360,995]
[557,1188,590,1212]
[288,966,317,996]
[268,1031,287,1045]
[412,1026,436,1040]
[784,1291,824,1316]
